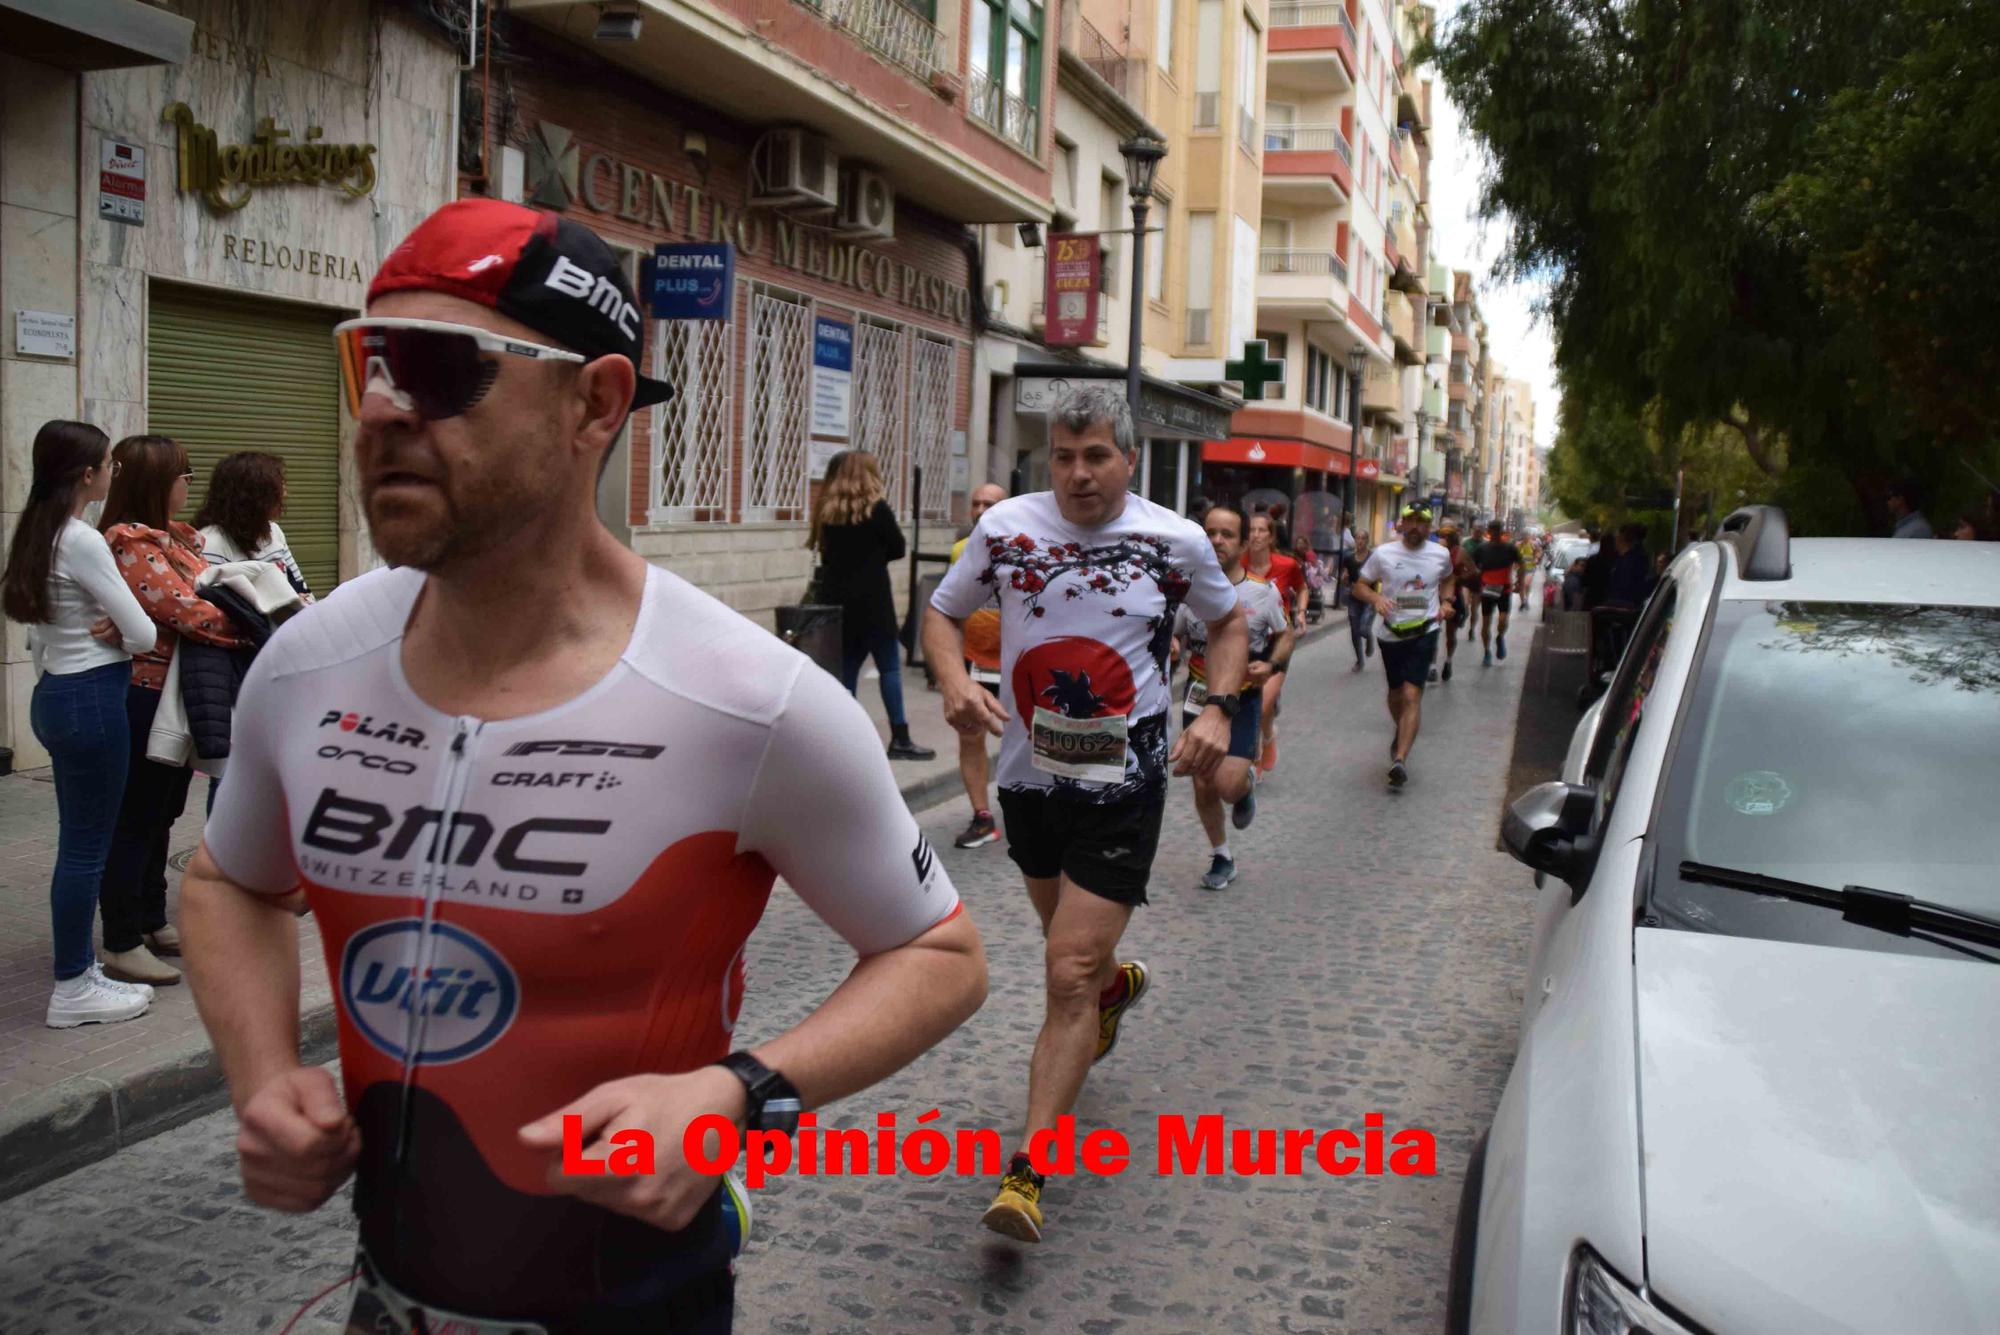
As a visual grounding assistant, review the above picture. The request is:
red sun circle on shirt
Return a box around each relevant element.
[1011,637,1137,724]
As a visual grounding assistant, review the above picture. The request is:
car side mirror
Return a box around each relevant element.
[1502,781,1599,889]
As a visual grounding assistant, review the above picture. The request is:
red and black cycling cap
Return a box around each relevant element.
[368,198,673,409]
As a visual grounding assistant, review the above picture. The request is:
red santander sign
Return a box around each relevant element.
[1044,233,1101,347]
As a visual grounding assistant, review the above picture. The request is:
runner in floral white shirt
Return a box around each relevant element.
[926,384,1247,1245]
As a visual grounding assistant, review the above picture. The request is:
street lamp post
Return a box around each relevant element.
[1118,136,1168,430]
[1346,343,1368,536]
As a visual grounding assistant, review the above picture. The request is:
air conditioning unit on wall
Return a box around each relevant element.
[835,166,896,240]
[751,129,839,211]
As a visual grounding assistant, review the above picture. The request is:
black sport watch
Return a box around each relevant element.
[1203,692,1242,720]
[716,1051,802,1134]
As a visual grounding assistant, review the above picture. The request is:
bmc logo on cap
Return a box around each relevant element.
[545,254,640,341]
[340,919,519,1064]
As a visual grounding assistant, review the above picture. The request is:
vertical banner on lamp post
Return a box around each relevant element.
[1043,233,1101,347]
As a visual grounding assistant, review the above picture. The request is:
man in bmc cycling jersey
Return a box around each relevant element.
[179,200,987,1334]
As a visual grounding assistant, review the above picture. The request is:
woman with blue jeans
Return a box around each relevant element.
[808,450,935,761]
[1,421,160,1028]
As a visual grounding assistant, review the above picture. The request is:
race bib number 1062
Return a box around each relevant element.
[1030,708,1129,784]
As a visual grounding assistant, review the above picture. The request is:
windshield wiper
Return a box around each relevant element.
[1678,861,2000,954]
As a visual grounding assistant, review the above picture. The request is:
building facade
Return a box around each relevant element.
[977,5,1234,511]
[480,0,1053,623]
[2,0,457,768]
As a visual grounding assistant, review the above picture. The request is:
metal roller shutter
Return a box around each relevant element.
[147,283,345,594]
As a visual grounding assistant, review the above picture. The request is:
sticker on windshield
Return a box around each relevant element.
[1725,770,1794,816]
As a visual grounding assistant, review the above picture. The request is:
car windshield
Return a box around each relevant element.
[1650,600,2000,960]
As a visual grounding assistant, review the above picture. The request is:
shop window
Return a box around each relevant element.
[855,319,912,516]
[651,299,734,523]
[909,333,959,520]
[745,287,812,519]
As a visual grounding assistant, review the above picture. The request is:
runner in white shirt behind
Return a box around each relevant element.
[1171,504,1293,891]
[924,383,1247,1246]
[1356,504,1458,788]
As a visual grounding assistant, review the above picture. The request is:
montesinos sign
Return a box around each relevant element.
[526,121,971,326]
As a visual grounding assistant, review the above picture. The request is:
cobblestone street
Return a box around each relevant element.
[0,628,1539,1334]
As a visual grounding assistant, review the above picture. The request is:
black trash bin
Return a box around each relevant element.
[777,604,843,680]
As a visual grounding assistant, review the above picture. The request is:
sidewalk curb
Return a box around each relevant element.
[0,1004,338,1203]
[0,762,975,1204]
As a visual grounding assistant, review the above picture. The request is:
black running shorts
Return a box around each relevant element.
[996,788,1165,907]
[1378,630,1439,691]
[1182,691,1264,761]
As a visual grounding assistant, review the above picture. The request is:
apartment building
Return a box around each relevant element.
[1196,0,1435,546]
[487,0,1053,623]
[1497,373,1537,522]
[978,4,1236,507]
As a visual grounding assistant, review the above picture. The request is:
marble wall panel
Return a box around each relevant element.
[2,55,78,216]
[0,205,77,322]
[81,264,146,407]
[2,358,79,509]
[83,398,149,452]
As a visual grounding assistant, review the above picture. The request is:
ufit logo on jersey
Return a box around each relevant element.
[340,919,519,1064]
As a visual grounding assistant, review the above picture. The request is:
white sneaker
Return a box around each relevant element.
[47,973,151,1028]
[89,962,154,1002]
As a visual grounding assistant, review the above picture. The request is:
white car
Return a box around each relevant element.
[1450,508,2000,1334]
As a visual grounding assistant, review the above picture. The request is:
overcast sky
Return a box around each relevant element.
[1420,1,1560,447]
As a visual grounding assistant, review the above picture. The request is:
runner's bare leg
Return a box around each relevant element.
[1023,881,1131,1139]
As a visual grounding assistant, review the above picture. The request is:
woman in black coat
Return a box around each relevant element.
[807,450,935,761]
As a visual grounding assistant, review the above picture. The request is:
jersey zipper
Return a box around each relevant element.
[392,714,483,1168]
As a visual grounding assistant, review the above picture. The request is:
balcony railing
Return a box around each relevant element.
[797,0,945,83]
[968,70,1039,153]
[1238,111,1259,153]
[1261,123,1353,166]
[1194,91,1221,128]
[1074,15,1128,98]
[1186,307,1212,345]
[1259,248,1348,285]
[1268,0,1355,42]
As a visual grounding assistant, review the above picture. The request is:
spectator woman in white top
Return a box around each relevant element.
[194,451,311,597]
[0,421,159,1028]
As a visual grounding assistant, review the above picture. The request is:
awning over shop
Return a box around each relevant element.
[1015,363,1238,443]
[1205,437,1353,475]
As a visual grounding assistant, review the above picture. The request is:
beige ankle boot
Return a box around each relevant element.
[144,924,182,956]
[101,944,181,986]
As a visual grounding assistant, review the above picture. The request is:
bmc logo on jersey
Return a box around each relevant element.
[340,919,519,1064]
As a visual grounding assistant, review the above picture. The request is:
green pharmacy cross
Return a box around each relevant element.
[1226,339,1287,401]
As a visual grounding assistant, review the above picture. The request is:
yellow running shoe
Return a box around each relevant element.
[1094,960,1151,1063]
[980,1157,1045,1242]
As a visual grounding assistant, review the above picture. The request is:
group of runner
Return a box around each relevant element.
[171,201,1540,1330]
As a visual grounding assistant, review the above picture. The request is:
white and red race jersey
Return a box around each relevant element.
[205,564,959,1317]
[931,492,1235,804]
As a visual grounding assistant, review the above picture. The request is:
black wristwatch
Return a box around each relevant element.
[1203,692,1242,720]
[715,1051,802,1135]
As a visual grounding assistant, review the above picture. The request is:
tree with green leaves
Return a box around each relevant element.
[1427,0,2000,533]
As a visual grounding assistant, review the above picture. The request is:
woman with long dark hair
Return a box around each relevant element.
[194,451,311,596]
[96,435,245,986]
[807,450,934,761]
[1,421,159,1027]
